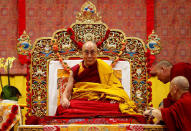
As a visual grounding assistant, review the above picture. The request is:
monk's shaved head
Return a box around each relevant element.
[150,60,173,83]
[170,76,189,101]
[156,60,173,68]
[171,76,189,91]
[82,41,98,67]
[82,41,97,52]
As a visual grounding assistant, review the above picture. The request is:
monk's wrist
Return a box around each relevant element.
[149,109,154,118]
[152,109,162,121]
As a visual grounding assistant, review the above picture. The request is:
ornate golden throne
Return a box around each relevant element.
[17,1,166,130]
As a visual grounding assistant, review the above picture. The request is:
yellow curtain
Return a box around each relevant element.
[149,76,170,108]
[0,76,27,125]
[0,76,26,104]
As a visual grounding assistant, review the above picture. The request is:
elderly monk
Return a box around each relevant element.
[56,41,139,117]
[144,76,191,131]
[150,60,191,108]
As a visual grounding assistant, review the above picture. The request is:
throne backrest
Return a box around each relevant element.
[27,1,160,117]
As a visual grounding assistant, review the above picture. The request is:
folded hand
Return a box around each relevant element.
[61,97,70,109]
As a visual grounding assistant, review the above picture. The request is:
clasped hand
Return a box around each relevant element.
[61,97,70,109]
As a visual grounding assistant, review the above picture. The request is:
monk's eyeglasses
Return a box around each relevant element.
[83,50,96,56]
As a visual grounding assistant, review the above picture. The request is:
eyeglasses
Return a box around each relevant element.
[83,50,97,56]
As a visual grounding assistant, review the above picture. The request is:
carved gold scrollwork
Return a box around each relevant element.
[76,1,102,23]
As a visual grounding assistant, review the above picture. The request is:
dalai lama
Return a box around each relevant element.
[56,41,139,117]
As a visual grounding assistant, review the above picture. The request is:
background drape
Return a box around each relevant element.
[1,0,191,74]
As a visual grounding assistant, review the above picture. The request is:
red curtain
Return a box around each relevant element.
[146,0,154,38]
[17,0,26,37]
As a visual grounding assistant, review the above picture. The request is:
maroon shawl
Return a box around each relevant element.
[161,93,191,131]
[163,62,191,108]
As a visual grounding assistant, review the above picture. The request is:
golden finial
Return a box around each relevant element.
[76,1,102,23]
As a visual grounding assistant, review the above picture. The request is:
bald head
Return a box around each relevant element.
[82,41,98,67]
[82,41,97,52]
[156,60,173,68]
[170,76,189,101]
[151,60,173,75]
[171,76,189,91]
[150,60,173,83]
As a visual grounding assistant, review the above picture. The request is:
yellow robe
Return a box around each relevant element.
[72,59,139,114]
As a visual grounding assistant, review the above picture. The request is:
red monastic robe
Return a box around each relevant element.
[72,61,101,83]
[163,62,191,108]
[56,60,142,120]
[161,92,191,131]
[56,61,116,117]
